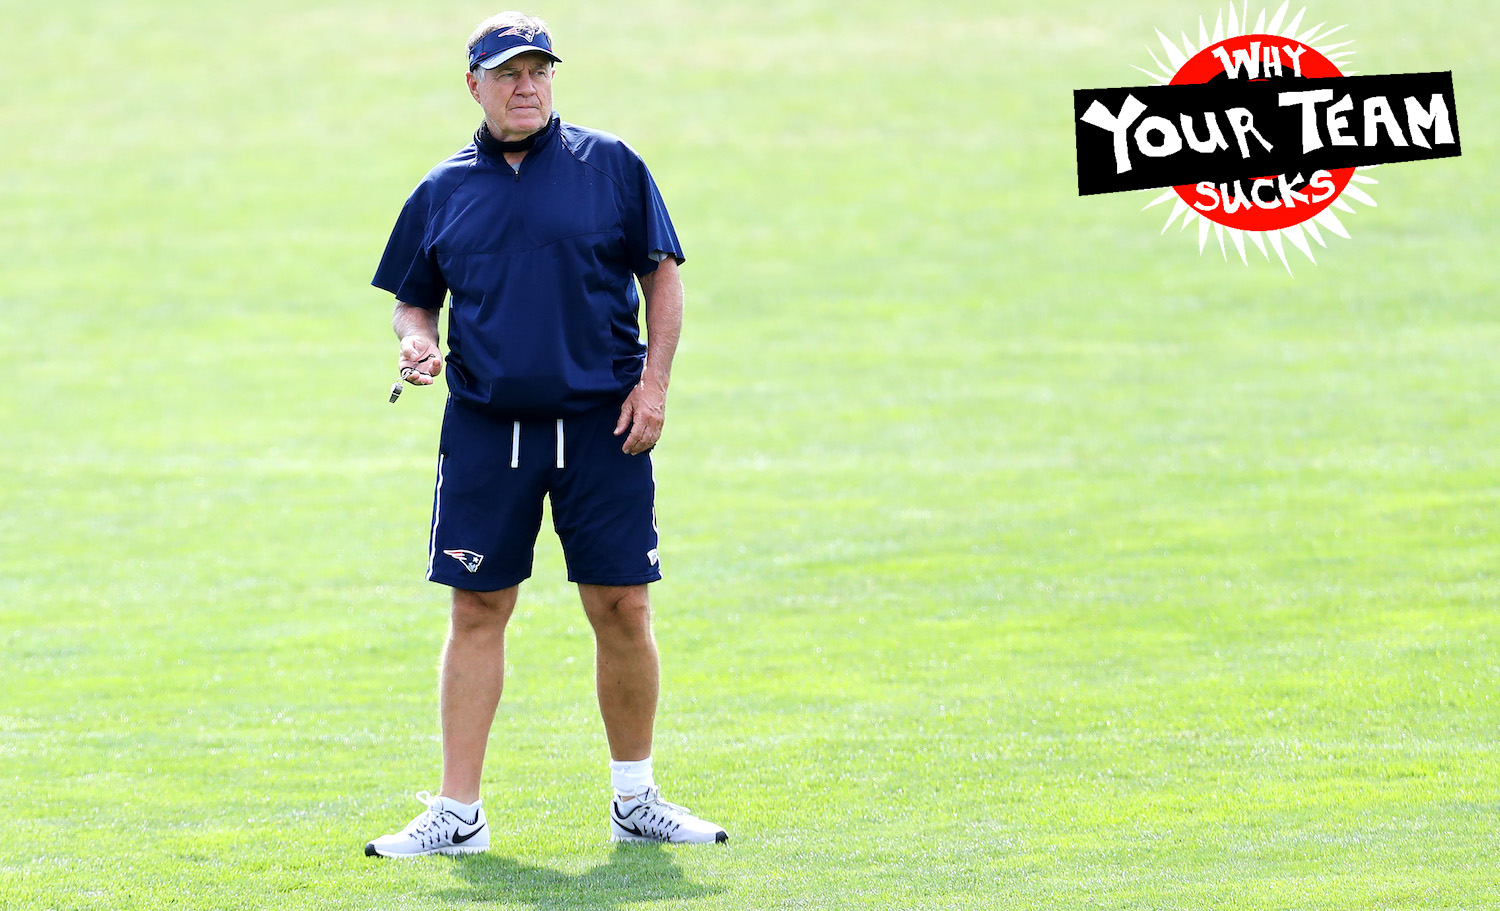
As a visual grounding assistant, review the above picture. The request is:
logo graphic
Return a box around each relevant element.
[500,24,541,41]
[451,824,486,844]
[611,800,656,839]
[646,548,659,567]
[444,549,485,573]
[1074,2,1460,272]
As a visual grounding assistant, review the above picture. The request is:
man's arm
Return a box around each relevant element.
[393,301,444,386]
[614,257,683,455]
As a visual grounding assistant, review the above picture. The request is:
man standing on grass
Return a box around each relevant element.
[364,11,726,856]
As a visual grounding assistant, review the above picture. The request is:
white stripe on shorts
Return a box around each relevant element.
[426,453,446,580]
[510,420,520,469]
[556,419,565,469]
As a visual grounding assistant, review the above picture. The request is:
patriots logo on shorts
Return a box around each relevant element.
[444,549,485,573]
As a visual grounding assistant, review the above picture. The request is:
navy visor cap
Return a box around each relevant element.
[469,28,561,69]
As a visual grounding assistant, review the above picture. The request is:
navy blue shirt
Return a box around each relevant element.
[373,115,684,416]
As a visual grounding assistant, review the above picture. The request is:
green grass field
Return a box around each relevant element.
[2,1,1496,908]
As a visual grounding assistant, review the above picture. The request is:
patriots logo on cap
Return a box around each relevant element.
[444,549,485,573]
[499,24,541,41]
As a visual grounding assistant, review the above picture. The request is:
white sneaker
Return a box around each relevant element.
[610,787,728,844]
[365,791,489,857]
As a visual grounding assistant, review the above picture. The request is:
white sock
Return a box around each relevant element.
[610,757,655,799]
[437,795,482,809]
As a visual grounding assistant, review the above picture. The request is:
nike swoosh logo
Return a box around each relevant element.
[614,819,647,838]
[452,825,485,844]
[612,802,643,822]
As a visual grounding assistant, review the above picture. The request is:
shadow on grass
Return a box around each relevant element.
[440,843,724,908]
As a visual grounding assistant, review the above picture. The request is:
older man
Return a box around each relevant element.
[364,12,726,856]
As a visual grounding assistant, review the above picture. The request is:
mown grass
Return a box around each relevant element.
[1,1,1496,908]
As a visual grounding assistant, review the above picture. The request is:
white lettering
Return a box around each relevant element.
[1211,42,1262,79]
[1308,170,1337,203]
[1252,178,1281,209]
[1192,181,1220,212]
[1363,96,1409,147]
[1180,112,1230,154]
[1279,88,1335,153]
[1080,95,1149,174]
[1283,44,1308,78]
[1262,46,1283,78]
[1227,107,1274,158]
[1276,173,1309,208]
[1404,94,1454,149]
[1134,115,1183,158]
[1327,94,1357,146]
[1222,181,1254,214]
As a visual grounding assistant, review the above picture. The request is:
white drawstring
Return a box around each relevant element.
[509,420,566,469]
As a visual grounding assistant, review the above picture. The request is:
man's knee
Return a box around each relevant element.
[451,586,518,635]
[581,585,652,638]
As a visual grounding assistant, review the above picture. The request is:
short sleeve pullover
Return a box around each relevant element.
[373,115,683,417]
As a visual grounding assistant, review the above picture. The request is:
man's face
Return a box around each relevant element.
[466,51,554,140]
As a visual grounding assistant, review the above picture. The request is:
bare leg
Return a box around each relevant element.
[439,585,518,803]
[578,584,658,761]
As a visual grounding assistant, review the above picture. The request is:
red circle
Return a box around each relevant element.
[1169,34,1352,232]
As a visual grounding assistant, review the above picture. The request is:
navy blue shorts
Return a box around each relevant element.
[426,397,661,591]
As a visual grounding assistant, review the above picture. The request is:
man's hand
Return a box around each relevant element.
[399,335,444,386]
[615,382,666,455]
